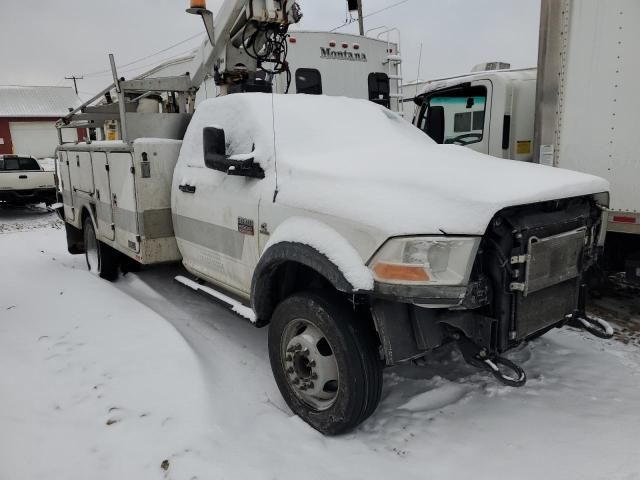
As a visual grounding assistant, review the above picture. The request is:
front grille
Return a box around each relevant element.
[481,195,599,352]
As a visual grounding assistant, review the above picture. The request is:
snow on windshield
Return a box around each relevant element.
[184,93,432,172]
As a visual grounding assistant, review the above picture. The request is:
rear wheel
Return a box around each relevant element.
[268,291,383,435]
[83,216,119,281]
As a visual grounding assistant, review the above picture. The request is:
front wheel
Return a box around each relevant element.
[83,216,119,281]
[268,291,383,435]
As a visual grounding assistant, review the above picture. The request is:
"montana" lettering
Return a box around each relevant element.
[320,47,368,62]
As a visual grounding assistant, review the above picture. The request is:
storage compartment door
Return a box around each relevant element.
[57,151,75,222]
[68,151,95,194]
[91,152,115,241]
[108,152,140,253]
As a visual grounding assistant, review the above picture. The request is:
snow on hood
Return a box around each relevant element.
[191,94,609,235]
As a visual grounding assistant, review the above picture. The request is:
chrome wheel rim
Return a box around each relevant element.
[85,225,99,273]
[281,319,339,411]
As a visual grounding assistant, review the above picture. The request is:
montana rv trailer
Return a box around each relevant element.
[411,0,639,284]
[56,0,614,435]
[196,30,404,113]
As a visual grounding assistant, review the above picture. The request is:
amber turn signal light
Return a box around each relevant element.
[372,263,430,282]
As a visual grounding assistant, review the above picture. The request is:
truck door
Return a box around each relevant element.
[57,151,75,222]
[108,152,140,253]
[91,152,115,241]
[416,80,493,155]
[173,148,260,297]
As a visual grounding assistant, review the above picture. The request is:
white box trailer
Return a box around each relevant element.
[410,0,639,280]
[535,0,639,273]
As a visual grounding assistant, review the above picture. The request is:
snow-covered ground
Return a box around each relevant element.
[1,206,640,480]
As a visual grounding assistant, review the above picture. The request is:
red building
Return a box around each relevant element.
[0,85,84,158]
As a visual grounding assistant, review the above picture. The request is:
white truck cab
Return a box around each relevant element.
[411,68,536,161]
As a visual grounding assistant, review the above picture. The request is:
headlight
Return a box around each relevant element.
[368,237,480,286]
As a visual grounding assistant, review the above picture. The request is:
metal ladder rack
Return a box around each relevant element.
[56,54,197,145]
[378,28,404,116]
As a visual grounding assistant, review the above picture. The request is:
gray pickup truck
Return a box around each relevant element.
[0,155,56,205]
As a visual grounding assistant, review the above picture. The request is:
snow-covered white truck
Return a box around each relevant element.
[55,0,614,434]
[410,0,639,284]
[0,155,56,205]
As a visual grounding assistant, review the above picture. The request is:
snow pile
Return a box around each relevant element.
[187,94,609,235]
[0,223,213,480]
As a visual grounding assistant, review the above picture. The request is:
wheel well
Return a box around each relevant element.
[255,261,334,323]
[252,258,380,346]
[251,242,361,324]
[69,206,95,254]
[81,205,95,227]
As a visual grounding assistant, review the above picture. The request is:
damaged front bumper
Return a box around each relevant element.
[368,195,613,387]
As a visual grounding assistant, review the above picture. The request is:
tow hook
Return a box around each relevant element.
[567,311,614,339]
[568,284,615,340]
[453,333,527,387]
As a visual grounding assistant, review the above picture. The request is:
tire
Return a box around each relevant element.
[268,291,383,435]
[83,216,119,281]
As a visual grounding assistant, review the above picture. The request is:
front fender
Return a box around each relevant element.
[251,217,374,322]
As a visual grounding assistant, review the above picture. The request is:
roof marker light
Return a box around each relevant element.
[289,36,297,43]
[341,42,349,49]
[353,43,360,50]
[329,40,336,48]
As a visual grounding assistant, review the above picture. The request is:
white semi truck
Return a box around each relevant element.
[56,0,614,434]
[411,0,639,284]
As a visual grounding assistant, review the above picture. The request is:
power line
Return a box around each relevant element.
[81,32,205,77]
[82,45,199,79]
[330,0,412,32]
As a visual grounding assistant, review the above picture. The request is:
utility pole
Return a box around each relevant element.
[348,0,365,36]
[357,0,365,36]
[65,75,84,94]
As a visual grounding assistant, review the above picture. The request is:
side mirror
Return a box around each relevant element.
[413,94,425,106]
[425,105,445,144]
[203,127,265,179]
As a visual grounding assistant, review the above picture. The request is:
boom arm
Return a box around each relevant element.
[187,0,302,90]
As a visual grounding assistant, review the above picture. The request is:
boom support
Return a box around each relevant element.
[187,0,302,90]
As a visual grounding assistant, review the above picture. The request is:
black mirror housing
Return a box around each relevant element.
[203,127,265,179]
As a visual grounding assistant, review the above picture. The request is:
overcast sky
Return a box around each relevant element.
[0,0,541,97]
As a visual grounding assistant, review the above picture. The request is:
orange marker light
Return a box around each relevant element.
[373,263,430,282]
[190,0,207,9]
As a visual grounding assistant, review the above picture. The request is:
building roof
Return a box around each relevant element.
[0,85,82,118]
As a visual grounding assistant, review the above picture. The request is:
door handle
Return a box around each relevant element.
[179,184,196,194]
[19,175,28,179]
